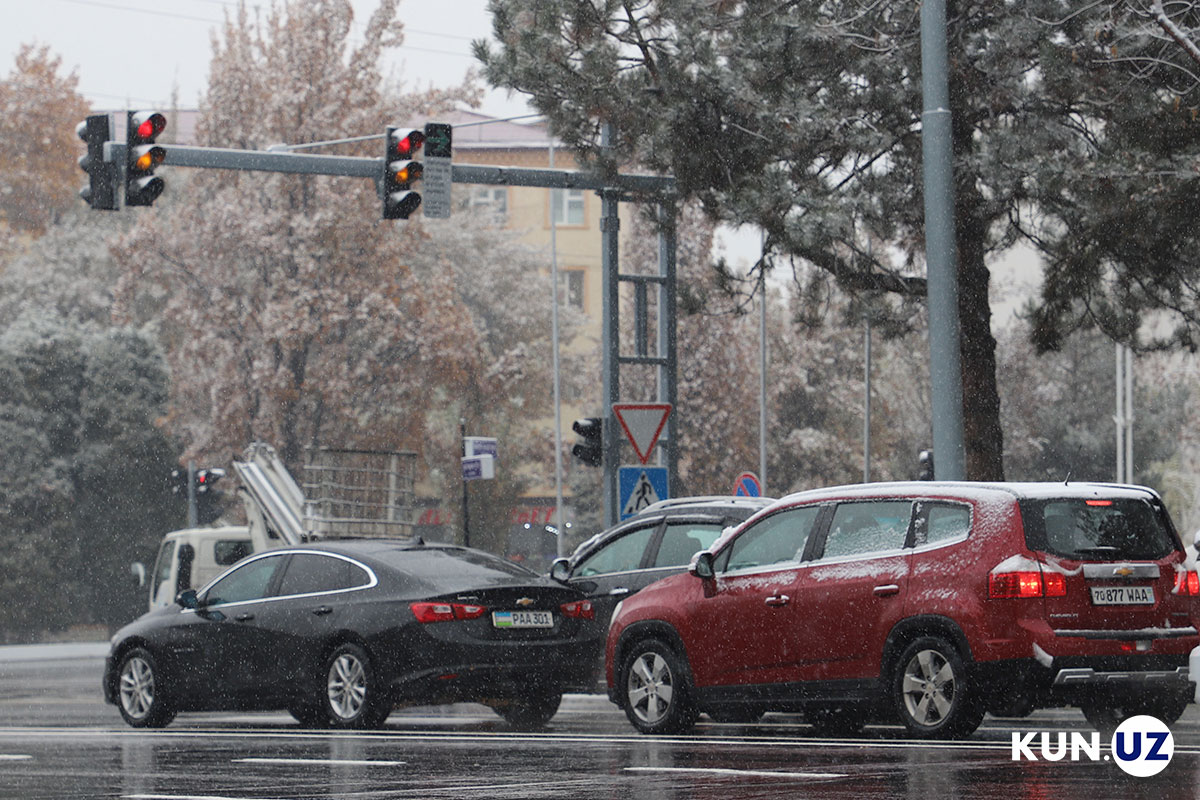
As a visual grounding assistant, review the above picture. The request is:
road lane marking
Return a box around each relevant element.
[626,766,848,780]
[234,757,406,766]
[5,726,1200,757]
[127,795,279,800]
[0,754,32,760]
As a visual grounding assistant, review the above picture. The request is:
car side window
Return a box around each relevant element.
[277,553,368,597]
[652,523,724,568]
[575,525,657,577]
[204,555,283,606]
[821,501,913,559]
[913,502,971,547]
[720,507,819,573]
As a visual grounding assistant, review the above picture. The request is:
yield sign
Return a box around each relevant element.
[612,403,672,465]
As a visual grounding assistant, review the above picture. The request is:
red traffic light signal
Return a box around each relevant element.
[126,110,167,207]
[383,126,424,220]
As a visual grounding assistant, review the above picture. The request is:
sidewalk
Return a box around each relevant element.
[0,643,109,662]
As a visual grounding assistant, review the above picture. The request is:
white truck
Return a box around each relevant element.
[145,443,416,610]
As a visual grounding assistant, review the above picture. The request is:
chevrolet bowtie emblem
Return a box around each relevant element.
[516,597,535,607]
[1113,567,1134,577]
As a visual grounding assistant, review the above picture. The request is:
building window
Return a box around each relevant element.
[469,187,507,217]
[562,269,585,310]
[551,188,585,226]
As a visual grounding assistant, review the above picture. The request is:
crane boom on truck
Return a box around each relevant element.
[146,443,416,609]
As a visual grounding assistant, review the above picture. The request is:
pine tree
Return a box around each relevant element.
[477,0,1200,479]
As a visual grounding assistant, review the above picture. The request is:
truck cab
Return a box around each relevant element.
[148,527,254,609]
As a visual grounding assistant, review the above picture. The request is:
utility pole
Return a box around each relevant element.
[921,0,967,481]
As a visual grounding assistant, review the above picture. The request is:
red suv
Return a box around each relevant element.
[605,482,1199,737]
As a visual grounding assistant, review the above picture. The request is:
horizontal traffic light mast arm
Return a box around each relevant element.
[106,143,675,194]
[451,164,674,195]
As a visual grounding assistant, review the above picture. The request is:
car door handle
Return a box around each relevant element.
[312,606,333,616]
[234,612,255,622]
[765,594,790,607]
[873,584,901,597]
[608,587,630,597]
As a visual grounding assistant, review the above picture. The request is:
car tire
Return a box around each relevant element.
[491,693,562,730]
[116,647,176,728]
[620,638,698,735]
[1082,692,1190,734]
[289,700,329,728]
[892,636,983,739]
[706,707,764,724]
[806,705,866,737]
[321,643,390,729]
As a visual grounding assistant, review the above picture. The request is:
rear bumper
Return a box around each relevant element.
[974,653,1194,711]
[1053,665,1191,689]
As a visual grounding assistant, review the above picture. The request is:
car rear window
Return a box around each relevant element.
[1020,498,1179,561]
[371,546,540,590]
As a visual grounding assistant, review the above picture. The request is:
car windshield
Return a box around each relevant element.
[1020,498,1179,561]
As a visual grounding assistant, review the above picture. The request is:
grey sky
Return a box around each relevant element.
[1,0,531,117]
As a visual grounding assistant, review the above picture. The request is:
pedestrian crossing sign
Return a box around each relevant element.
[619,466,669,520]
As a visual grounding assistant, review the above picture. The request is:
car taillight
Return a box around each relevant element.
[1174,570,1200,596]
[560,599,595,620]
[411,602,489,623]
[989,567,1067,598]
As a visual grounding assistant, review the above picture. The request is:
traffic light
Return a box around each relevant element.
[383,126,424,219]
[76,114,118,210]
[918,449,935,481]
[572,417,603,467]
[194,468,226,525]
[125,110,167,206]
[169,468,189,497]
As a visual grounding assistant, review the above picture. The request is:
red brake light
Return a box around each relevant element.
[989,566,1067,599]
[1085,499,1113,506]
[411,602,488,623]
[454,604,487,620]
[1042,571,1066,598]
[560,600,594,620]
[1174,570,1200,596]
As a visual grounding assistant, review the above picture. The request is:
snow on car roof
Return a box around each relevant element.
[703,481,1163,556]
[772,481,1160,505]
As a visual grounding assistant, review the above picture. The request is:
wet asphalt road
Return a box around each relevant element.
[1,644,1198,799]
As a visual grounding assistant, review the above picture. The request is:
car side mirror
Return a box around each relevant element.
[175,589,200,609]
[130,562,147,588]
[689,551,715,580]
[550,558,572,583]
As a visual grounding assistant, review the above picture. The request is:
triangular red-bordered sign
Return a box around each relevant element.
[612,403,672,465]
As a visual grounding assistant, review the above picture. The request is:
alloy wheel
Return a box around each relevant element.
[627,651,675,725]
[119,655,156,721]
[327,652,368,721]
[901,648,956,727]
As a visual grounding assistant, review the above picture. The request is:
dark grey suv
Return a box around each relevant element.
[550,496,773,680]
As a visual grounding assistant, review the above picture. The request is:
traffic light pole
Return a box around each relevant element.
[187,461,197,528]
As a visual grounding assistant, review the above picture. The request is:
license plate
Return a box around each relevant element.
[1090,586,1155,605]
[492,610,553,629]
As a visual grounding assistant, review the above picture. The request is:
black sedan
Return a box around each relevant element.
[103,540,602,729]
